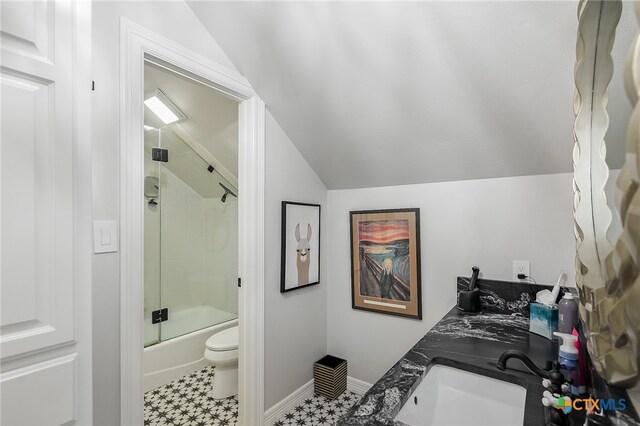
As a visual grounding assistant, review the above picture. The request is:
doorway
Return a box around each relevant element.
[120,20,265,425]
[142,61,240,395]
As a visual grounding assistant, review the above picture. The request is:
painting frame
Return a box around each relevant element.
[281,201,321,293]
[350,208,422,319]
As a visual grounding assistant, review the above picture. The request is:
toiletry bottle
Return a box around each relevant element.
[572,327,587,395]
[554,332,579,396]
[558,293,578,334]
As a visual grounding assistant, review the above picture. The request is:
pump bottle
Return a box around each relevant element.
[553,332,579,396]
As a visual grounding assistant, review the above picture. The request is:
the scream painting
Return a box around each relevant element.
[350,209,422,319]
[358,219,411,301]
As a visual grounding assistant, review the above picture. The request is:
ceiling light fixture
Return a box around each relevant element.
[144,88,187,125]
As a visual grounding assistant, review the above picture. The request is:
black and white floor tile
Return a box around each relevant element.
[144,366,238,426]
[144,365,360,426]
[274,391,361,426]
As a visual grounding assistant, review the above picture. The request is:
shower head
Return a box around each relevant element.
[219,182,237,203]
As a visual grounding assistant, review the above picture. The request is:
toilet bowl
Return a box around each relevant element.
[204,325,238,399]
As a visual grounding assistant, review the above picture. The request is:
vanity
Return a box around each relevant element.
[337,278,554,426]
[338,278,639,426]
[338,308,550,425]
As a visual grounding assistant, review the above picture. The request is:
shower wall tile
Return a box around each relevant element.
[160,168,206,315]
[203,198,238,315]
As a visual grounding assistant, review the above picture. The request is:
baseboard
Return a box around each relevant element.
[264,379,314,426]
[347,376,372,396]
[263,376,373,425]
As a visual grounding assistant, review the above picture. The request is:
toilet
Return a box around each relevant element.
[204,325,238,399]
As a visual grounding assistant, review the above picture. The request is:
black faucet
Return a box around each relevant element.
[497,350,565,392]
[497,350,568,426]
[497,350,550,376]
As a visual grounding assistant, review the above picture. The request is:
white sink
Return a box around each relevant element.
[395,364,526,426]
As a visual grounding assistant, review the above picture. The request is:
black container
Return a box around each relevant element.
[458,288,480,312]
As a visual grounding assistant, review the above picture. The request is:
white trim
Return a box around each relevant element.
[73,1,93,423]
[263,376,371,425]
[347,376,372,396]
[119,19,265,426]
[264,379,314,426]
[238,96,266,425]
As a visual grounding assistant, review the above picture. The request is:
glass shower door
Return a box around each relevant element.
[156,129,238,342]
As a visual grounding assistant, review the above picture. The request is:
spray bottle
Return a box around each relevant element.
[553,332,579,396]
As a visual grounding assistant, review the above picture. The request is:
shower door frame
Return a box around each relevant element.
[119,19,265,426]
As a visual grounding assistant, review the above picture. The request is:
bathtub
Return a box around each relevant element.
[143,305,238,392]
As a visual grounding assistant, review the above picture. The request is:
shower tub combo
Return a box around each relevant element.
[144,307,237,391]
[143,125,239,391]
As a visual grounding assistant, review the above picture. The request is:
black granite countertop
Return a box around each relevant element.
[338,307,557,426]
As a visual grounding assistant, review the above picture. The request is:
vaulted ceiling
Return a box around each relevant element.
[188,1,635,190]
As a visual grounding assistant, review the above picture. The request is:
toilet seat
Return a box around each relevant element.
[205,326,238,351]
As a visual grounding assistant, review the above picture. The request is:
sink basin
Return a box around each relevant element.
[395,364,526,426]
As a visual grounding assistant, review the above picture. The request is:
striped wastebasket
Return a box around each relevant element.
[314,355,347,399]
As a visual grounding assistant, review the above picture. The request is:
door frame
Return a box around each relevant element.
[119,19,265,425]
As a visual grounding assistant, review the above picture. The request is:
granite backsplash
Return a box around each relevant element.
[456,276,572,317]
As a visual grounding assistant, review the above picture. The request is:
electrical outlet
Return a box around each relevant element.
[513,260,530,280]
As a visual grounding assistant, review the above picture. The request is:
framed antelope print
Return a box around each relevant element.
[281,201,321,293]
[350,208,422,319]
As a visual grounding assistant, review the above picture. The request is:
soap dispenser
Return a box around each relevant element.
[553,332,579,396]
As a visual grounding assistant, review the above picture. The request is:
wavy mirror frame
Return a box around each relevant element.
[575,0,640,387]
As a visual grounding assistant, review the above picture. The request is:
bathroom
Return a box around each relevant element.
[142,62,240,398]
[2,1,640,426]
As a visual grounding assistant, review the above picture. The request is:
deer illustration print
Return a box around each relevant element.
[295,223,312,285]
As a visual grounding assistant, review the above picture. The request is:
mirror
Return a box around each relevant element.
[574,0,640,387]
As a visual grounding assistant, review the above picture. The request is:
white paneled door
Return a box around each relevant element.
[0,1,92,424]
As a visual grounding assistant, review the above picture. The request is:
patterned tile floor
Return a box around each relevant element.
[273,391,361,426]
[144,366,360,426]
[144,366,237,426]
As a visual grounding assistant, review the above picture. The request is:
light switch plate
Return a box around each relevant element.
[93,220,118,253]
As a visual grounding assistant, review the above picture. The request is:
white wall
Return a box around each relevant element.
[326,172,576,384]
[91,2,238,424]
[264,112,328,410]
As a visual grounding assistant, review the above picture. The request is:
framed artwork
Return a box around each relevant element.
[350,208,422,319]
[281,201,321,293]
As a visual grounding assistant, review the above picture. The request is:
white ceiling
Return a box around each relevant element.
[144,63,239,179]
[188,1,634,190]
